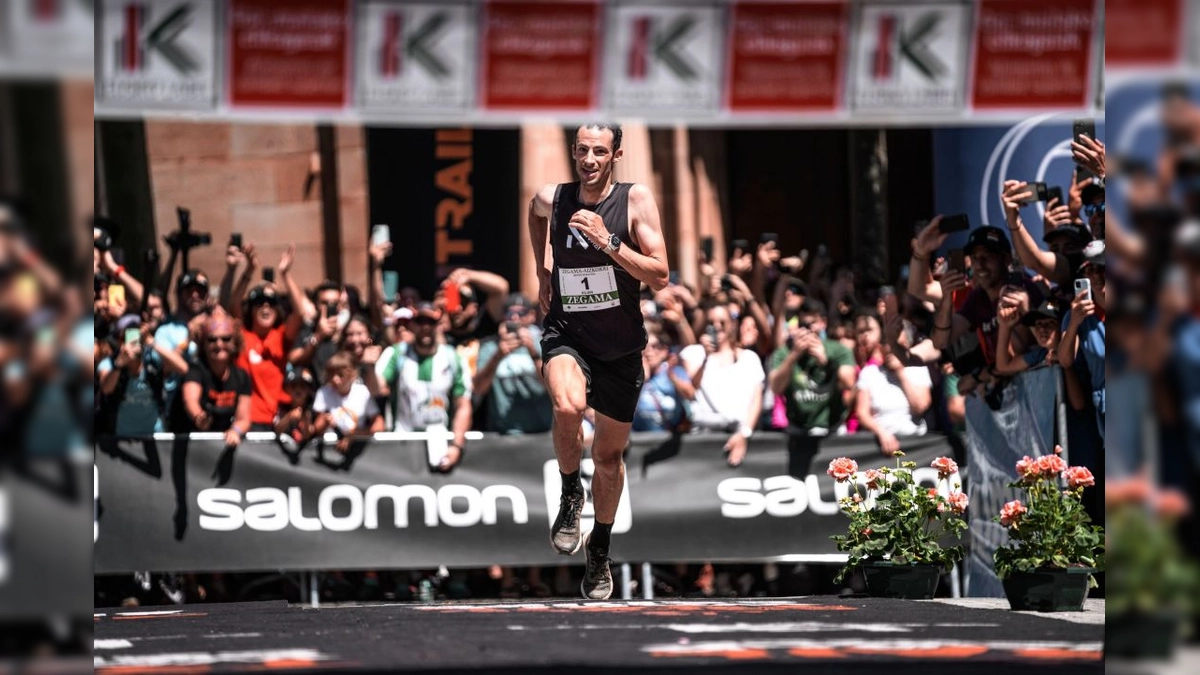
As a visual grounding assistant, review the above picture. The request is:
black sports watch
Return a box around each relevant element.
[604,233,621,253]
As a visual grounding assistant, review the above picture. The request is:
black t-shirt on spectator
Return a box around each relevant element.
[293,322,339,380]
[172,362,252,432]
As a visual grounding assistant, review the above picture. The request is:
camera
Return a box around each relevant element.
[720,275,734,292]
[93,227,113,252]
[165,207,212,252]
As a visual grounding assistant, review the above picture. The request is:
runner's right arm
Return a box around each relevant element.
[529,184,557,313]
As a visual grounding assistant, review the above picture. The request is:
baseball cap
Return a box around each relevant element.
[966,226,1012,256]
[285,368,318,390]
[415,302,442,320]
[1021,300,1061,326]
[1042,223,1092,246]
[114,313,142,333]
[247,284,280,305]
[506,292,535,311]
[177,269,210,291]
[1078,239,1105,271]
[1080,182,1105,204]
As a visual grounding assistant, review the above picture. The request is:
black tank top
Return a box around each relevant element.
[544,181,647,360]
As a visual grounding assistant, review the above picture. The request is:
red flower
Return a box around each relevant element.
[1064,466,1095,489]
[826,457,858,483]
[931,456,959,480]
[947,491,969,514]
[1000,500,1027,527]
[1036,454,1067,476]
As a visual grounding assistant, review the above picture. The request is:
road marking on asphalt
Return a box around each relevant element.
[95,648,331,669]
[94,639,133,650]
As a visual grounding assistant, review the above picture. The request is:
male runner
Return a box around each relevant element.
[528,124,669,599]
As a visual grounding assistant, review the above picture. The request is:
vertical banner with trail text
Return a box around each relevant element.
[354,0,478,112]
[98,0,220,109]
[481,1,600,110]
[970,0,1097,109]
[604,1,725,113]
[365,128,521,299]
[850,1,970,112]
[727,1,849,112]
[228,0,350,107]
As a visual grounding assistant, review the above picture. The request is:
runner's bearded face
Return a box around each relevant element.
[574,127,621,188]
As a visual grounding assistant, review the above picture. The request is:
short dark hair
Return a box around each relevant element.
[576,123,623,152]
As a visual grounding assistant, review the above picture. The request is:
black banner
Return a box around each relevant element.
[365,127,521,299]
[94,432,956,573]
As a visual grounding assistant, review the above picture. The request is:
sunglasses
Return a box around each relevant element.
[1082,202,1105,218]
[207,335,234,344]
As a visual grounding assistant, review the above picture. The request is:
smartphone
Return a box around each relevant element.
[1047,186,1065,206]
[700,236,714,261]
[325,301,340,318]
[731,238,750,253]
[1074,278,1092,302]
[262,267,275,283]
[668,270,680,286]
[230,233,243,249]
[371,224,391,247]
[705,325,719,343]
[1020,182,1050,205]
[939,214,970,234]
[383,271,400,301]
[111,247,126,266]
[107,284,126,306]
[505,321,521,335]
[124,328,141,346]
[760,232,779,246]
[720,275,734,292]
[1073,118,1096,178]
[444,282,462,313]
[947,249,966,274]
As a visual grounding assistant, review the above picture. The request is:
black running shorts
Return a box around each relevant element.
[541,330,645,424]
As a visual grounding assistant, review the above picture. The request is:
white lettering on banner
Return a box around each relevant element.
[198,484,529,532]
[718,469,954,519]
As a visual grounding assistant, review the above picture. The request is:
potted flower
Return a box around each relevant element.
[827,453,968,599]
[993,447,1104,612]
[1104,477,1197,659]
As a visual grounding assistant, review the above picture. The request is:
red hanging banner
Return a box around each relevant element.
[481,1,601,110]
[970,0,1096,109]
[1105,0,1183,68]
[228,0,349,107]
[728,1,848,111]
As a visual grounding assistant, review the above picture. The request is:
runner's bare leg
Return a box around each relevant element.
[590,412,630,524]
[546,355,586,474]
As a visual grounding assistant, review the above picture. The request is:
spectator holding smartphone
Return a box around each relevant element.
[633,329,694,433]
[681,304,765,467]
[1059,241,1106,441]
[289,281,345,377]
[97,315,187,436]
[851,311,932,455]
[474,300,551,435]
[276,368,318,449]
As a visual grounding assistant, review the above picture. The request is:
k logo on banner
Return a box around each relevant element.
[850,2,969,111]
[356,1,477,111]
[97,0,218,108]
[604,2,724,112]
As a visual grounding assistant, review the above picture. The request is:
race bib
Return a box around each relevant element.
[559,266,620,313]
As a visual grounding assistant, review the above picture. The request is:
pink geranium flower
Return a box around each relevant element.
[827,457,858,482]
[864,469,884,491]
[947,491,969,514]
[1064,466,1095,489]
[1036,454,1067,476]
[1000,500,1027,527]
[931,456,959,480]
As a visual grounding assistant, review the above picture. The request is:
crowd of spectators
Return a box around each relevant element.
[89,122,1112,601]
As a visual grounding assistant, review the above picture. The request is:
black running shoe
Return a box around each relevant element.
[550,488,586,555]
[581,535,613,600]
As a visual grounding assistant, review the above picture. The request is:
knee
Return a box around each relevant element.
[592,445,624,472]
[551,389,587,421]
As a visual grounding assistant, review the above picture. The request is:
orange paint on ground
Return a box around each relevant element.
[846,645,991,658]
